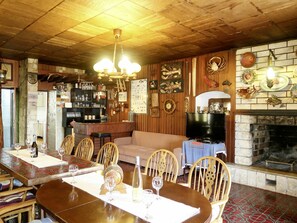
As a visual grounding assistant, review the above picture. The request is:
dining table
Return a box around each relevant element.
[36,171,212,223]
[0,147,103,186]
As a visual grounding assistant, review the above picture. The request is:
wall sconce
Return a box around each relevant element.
[266,49,281,88]
[0,62,7,84]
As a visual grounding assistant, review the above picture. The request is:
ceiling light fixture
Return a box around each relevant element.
[93,29,141,81]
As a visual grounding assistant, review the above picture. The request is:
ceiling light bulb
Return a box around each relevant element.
[118,56,131,70]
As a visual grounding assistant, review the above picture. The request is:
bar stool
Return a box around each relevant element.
[90,132,112,154]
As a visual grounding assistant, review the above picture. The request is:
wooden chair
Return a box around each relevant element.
[0,175,36,222]
[60,135,74,155]
[144,149,179,183]
[74,137,94,161]
[186,156,231,223]
[96,142,119,169]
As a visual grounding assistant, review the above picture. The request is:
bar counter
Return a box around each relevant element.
[73,121,135,154]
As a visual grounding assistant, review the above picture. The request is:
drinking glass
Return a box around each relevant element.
[104,176,116,202]
[69,164,79,184]
[41,142,47,155]
[152,176,163,199]
[143,189,154,220]
[14,143,21,156]
[58,147,65,162]
[25,138,31,151]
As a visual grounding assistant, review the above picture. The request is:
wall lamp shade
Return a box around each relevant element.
[93,29,141,81]
[257,49,282,89]
[0,69,7,84]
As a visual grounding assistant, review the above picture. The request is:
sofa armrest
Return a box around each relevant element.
[114,137,132,145]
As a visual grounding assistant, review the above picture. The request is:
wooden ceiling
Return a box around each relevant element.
[0,0,297,72]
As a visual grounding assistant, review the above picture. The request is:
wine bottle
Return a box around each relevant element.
[132,156,143,202]
[32,134,38,158]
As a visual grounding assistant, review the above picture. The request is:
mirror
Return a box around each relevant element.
[196,91,230,113]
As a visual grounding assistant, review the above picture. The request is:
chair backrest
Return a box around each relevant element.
[95,142,119,169]
[74,137,94,161]
[187,156,231,222]
[60,135,74,155]
[0,175,36,222]
[144,149,179,183]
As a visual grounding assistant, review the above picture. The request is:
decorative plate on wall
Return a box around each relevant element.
[28,73,38,84]
[240,52,256,68]
[241,69,256,84]
[260,74,289,91]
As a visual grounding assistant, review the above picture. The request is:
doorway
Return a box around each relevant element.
[1,89,14,147]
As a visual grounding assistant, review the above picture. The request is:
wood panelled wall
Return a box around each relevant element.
[110,49,236,162]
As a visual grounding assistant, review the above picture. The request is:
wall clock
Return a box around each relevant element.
[28,73,38,84]
[163,99,176,114]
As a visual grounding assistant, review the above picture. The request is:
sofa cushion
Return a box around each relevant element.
[119,145,156,160]
[131,131,187,151]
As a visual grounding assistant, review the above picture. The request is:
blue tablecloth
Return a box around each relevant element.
[182,140,226,167]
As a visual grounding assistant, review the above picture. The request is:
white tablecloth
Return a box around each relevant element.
[6,149,68,168]
[63,172,200,223]
[182,140,226,167]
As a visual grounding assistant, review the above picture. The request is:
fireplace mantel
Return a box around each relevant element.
[236,110,297,116]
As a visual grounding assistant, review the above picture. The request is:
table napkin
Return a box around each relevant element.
[63,172,200,223]
[6,149,68,168]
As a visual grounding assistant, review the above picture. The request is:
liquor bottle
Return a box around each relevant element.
[132,156,143,202]
[32,134,39,158]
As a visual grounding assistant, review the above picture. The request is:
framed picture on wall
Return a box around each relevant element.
[160,79,184,94]
[118,91,127,102]
[1,63,13,81]
[161,61,183,80]
[149,80,158,90]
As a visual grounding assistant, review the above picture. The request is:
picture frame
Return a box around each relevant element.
[160,79,184,94]
[118,91,127,102]
[161,61,183,80]
[1,63,13,81]
[150,107,160,118]
[149,80,158,90]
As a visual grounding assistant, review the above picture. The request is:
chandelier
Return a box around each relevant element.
[93,29,141,81]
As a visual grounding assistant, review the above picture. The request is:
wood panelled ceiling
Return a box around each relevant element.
[0,0,297,71]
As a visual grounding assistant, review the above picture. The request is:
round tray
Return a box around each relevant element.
[260,74,289,91]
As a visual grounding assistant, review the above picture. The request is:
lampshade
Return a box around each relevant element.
[93,29,141,81]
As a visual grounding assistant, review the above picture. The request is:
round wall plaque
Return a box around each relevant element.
[163,99,176,114]
[28,73,38,84]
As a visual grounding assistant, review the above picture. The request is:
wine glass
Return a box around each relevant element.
[152,176,163,199]
[69,164,79,184]
[41,142,47,155]
[25,138,31,151]
[143,189,154,220]
[58,147,65,162]
[68,185,78,202]
[14,143,21,156]
[104,176,116,202]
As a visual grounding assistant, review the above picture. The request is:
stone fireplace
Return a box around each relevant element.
[235,114,297,172]
[228,39,297,197]
[227,114,297,197]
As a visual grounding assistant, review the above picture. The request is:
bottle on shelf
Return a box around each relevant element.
[32,134,39,158]
[132,156,143,202]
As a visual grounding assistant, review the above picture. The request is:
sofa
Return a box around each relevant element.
[114,130,188,175]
